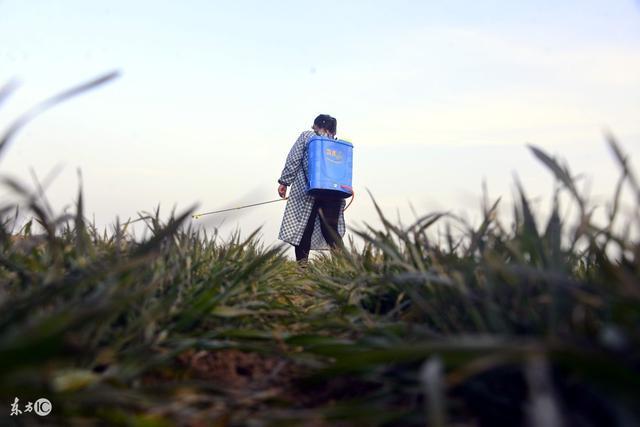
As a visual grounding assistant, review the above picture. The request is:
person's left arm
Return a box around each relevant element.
[278,131,310,186]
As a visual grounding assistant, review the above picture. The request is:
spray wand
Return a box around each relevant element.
[192,187,354,220]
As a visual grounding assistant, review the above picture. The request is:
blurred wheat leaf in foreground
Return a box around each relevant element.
[0,71,120,163]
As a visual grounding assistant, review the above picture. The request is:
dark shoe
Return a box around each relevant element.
[296,259,309,270]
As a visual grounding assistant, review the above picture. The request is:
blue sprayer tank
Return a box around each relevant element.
[307,135,353,199]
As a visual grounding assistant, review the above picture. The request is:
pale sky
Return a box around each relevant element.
[1,1,639,256]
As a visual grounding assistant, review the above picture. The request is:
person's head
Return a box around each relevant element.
[312,114,337,137]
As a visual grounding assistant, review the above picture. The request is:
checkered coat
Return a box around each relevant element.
[278,130,346,250]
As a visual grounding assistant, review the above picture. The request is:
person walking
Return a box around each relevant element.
[277,114,346,266]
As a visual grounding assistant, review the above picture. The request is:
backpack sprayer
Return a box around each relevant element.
[192,135,354,220]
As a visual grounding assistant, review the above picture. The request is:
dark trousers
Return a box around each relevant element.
[295,197,343,261]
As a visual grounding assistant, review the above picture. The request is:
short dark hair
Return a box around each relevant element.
[314,114,337,135]
[328,117,337,135]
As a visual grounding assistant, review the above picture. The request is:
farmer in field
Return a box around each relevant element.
[277,114,346,266]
